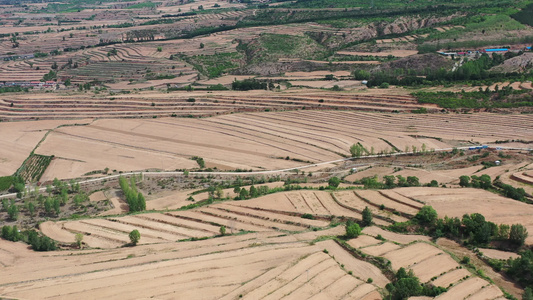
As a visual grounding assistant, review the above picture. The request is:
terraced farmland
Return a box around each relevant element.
[23,109,532,180]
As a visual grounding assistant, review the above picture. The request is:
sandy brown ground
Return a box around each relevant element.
[0,119,90,176]
[437,238,523,298]
[479,248,520,260]
[0,226,386,300]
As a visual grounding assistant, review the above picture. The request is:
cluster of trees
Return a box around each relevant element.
[506,250,533,294]
[459,174,527,202]
[1,226,56,251]
[359,175,428,189]
[119,176,146,212]
[392,206,529,247]
[231,79,267,91]
[386,268,446,299]
[350,143,372,157]
[191,156,205,168]
[233,185,271,200]
[459,174,492,189]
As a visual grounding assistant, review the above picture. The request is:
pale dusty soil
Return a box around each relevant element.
[197,75,255,85]
[289,80,363,89]
[362,226,431,244]
[355,190,419,215]
[317,239,390,288]
[360,242,401,257]
[0,119,90,176]
[435,277,496,300]
[105,74,198,90]
[89,191,108,202]
[479,248,520,260]
[384,242,443,270]
[5,111,533,180]
[347,235,381,249]
[344,167,395,182]
[437,238,523,299]
[336,50,419,57]
[432,268,471,287]
[285,71,352,77]
[99,197,129,216]
[409,253,459,283]
[397,187,533,245]
[233,190,362,218]
[332,191,400,225]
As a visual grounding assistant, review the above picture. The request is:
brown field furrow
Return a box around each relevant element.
[318,239,390,288]
[179,209,270,232]
[2,243,311,299]
[61,222,128,247]
[314,192,360,217]
[363,226,431,245]
[331,191,392,225]
[355,190,418,216]
[347,235,382,249]
[139,213,220,234]
[108,216,197,239]
[228,252,330,299]
[396,187,533,245]
[435,277,491,300]
[384,243,443,270]
[39,221,77,244]
[479,248,520,260]
[262,257,339,300]
[278,265,347,299]
[378,190,425,209]
[199,207,304,231]
[432,268,472,287]
[465,284,504,300]
[79,219,166,244]
[360,242,401,257]
[300,192,331,215]
[409,253,459,283]
[220,203,329,227]
[308,275,364,300]
[343,283,381,299]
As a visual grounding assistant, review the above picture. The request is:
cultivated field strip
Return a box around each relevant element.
[0,227,384,299]
[0,91,440,120]
[41,193,343,248]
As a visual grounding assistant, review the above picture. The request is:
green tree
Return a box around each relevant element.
[498,224,510,240]
[129,229,141,245]
[28,201,35,217]
[415,206,438,225]
[1,226,13,240]
[345,221,361,238]
[510,224,528,246]
[220,226,226,236]
[523,287,533,300]
[239,188,249,200]
[459,176,470,187]
[8,204,18,221]
[362,206,373,227]
[137,193,146,211]
[328,177,341,188]
[75,233,83,249]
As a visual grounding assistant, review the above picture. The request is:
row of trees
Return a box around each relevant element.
[119,176,146,212]
[359,175,428,189]
[459,174,527,201]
